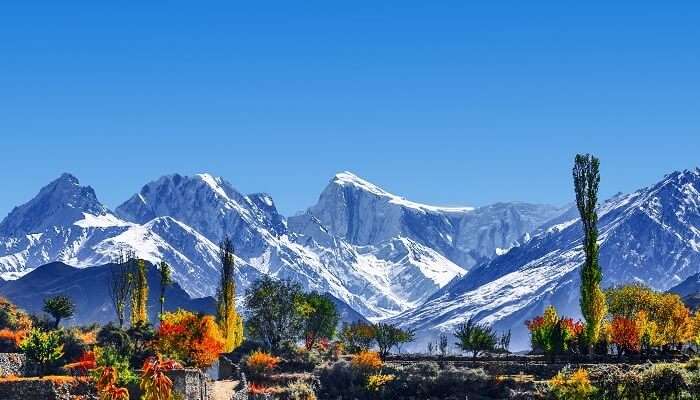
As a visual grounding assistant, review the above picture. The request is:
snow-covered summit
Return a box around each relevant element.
[0,173,111,236]
[333,172,475,214]
[310,171,565,270]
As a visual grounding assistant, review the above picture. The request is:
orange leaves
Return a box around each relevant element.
[607,285,695,348]
[351,351,382,374]
[96,367,129,400]
[610,316,641,354]
[140,356,182,400]
[0,329,26,351]
[155,310,226,369]
[245,350,279,375]
[64,351,97,375]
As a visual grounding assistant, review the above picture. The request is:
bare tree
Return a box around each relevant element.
[108,250,133,328]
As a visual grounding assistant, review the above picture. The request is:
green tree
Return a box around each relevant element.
[339,321,376,354]
[454,318,497,361]
[573,153,607,347]
[130,258,149,326]
[245,276,306,353]
[373,323,415,359]
[20,328,64,376]
[42,295,75,329]
[301,292,339,350]
[216,237,244,352]
[157,261,173,321]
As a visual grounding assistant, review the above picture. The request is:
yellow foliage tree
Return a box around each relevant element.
[607,284,694,350]
[130,258,149,326]
[216,237,244,352]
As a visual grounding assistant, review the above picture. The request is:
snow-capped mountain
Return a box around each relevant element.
[0,171,562,322]
[0,174,240,297]
[113,173,424,318]
[393,168,700,351]
[307,172,565,270]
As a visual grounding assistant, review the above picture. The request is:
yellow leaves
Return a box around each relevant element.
[549,368,595,400]
[543,306,559,327]
[607,284,695,347]
[366,374,395,392]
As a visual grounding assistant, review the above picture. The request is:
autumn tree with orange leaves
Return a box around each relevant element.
[154,309,225,369]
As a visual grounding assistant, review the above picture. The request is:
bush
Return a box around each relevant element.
[245,350,280,376]
[96,366,130,400]
[641,363,689,398]
[285,380,317,400]
[94,345,138,387]
[97,323,133,356]
[317,360,366,399]
[126,321,155,368]
[350,351,382,374]
[279,346,322,373]
[140,356,182,400]
[19,328,64,376]
[548,368,596,400]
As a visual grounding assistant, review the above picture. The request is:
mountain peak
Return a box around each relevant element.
[329,171,474,214]
[0,173,109,236]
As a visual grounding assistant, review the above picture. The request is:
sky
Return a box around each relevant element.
[1,1,699,217]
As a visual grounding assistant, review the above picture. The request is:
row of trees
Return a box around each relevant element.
[107,237,244,352]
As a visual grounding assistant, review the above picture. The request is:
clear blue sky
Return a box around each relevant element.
[1,1,699,217]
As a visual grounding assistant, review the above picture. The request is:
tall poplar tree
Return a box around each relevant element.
[130,258,149,326]
[573,153,607,347]
[216,236,244,351]
[158,261,173,320]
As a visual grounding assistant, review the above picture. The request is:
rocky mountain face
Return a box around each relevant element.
[0,171,563,323]
[392,169,700,351]
[308,172,565,269]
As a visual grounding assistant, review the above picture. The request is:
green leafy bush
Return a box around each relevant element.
[94,345,139,386]
[19,328,64,376]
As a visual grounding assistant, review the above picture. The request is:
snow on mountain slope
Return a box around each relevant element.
[392,168,700,351]
[0,174,260,297]
[0,171,563,321]
[307,172,566,270]
[115,173,429,318]
[288,213,466,318]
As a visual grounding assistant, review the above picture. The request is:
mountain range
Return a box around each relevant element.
[0,171,559,322]
[0,168,698,351]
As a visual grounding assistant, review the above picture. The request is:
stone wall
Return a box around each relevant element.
[0,353,27,377]
[166,368,211,400]
[0,377,96,400]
